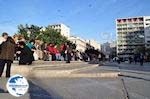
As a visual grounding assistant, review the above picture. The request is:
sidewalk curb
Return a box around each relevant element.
[30,72,120,78]
[8,64,120,78]
[29,64,120,78]
[119,72,150,81]
[6,64,96,77]
[120,69,150,75]
[30,65,97,77]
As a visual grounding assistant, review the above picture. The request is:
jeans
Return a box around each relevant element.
[56,53,61,61]
[0,59,12,77]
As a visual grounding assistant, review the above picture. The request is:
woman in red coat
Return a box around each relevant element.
[48,44,56,61]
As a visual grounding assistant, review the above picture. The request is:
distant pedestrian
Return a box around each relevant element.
[116,57,120,64]
[0,36,16,78]
[134,55,137,64]
[66,45,72,63]
[129,57,132,64]
[140,54,144,66]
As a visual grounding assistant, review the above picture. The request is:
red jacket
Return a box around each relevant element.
[54,47,60,54]
[60,44,66,52]
[48,46,55,54]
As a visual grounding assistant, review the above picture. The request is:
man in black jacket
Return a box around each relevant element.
[17,41,34,65]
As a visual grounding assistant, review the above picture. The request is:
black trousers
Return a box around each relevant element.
[66,53,71,63]
[0,59,12,77]
[51,54,56,61]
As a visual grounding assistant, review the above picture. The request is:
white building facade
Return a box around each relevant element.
[49,24,70,38]
[69,36,87,52]
[116,16,150,58]
[144,16,150,48]
[86,40,101,50]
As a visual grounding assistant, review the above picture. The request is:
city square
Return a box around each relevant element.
[0,0,150,99]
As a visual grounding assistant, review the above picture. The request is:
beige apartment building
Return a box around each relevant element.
[116,16,150,58]
[69,36,87,52]
[49,23,70,38]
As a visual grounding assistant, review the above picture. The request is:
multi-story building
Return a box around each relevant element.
[101,42,111,54]
[69,36,87,52]
[101,42,111,59]
[101,41,117,59]
[49,23,70,38]
[116,16,150,59]
[110,41,117,48]
[86,40,101,50]
[145,17,150,47]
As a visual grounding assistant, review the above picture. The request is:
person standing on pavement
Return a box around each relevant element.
[48,43,56,61]
[129,57,132,64]
[116,57,120,64]
[60,43,67,61]
[66,44,72,63]
[0,36,16,78]
[134,55,137,64]
[41,42,49,61]
[140,54,144,66]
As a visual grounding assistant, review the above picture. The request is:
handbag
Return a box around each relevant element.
[33,51,39,61]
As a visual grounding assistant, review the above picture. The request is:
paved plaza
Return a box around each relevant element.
[0,61,150,99]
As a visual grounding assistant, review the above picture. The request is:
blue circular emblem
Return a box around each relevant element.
[6,74,29,97]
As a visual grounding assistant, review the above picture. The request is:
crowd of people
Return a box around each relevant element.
[0,32,90,78]
[115,54,145,66]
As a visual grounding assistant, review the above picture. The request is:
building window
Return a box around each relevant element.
[128,19,132,22]
[139,18,144,21]
[146,19,150,21]
[117,28,122,30]
[123,19,127,22]
[59,29,61,32]
[117,19,121,23]
[133,18,137,22]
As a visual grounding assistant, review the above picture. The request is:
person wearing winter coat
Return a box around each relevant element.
[0,36,16,78]
[17,41,34,65]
